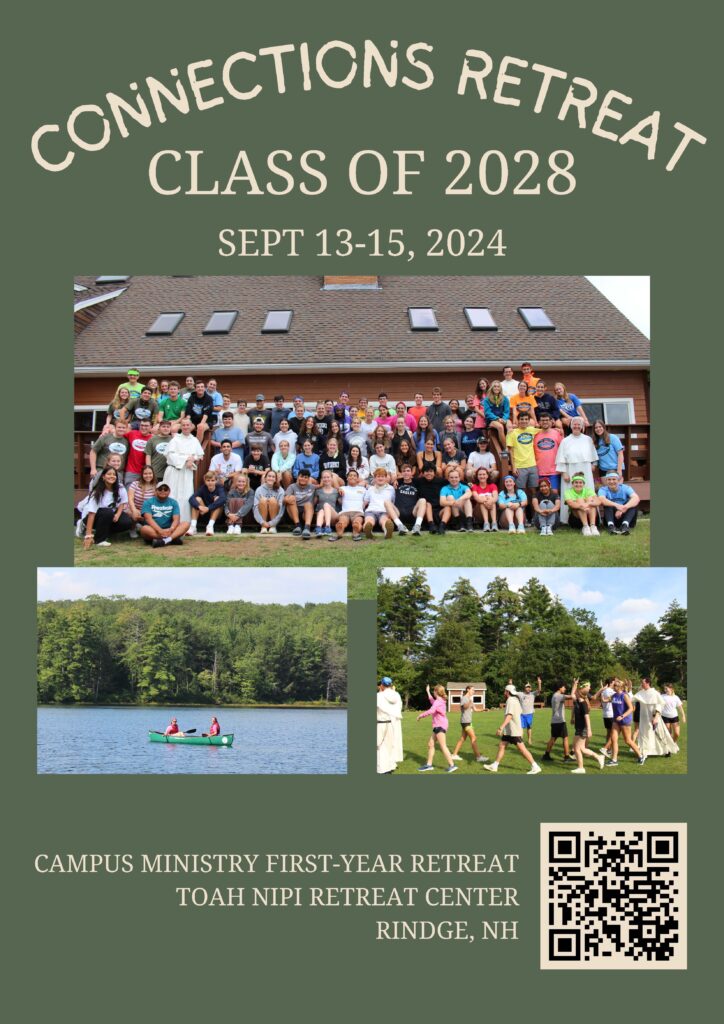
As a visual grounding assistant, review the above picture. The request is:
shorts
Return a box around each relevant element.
[663,715,679,725]
[633,705,640,722]
[516,466,539,490]
[603,718,614,733]
[460,721,474,734]
[432,726,447,735]
[520,713,534,729]
[365,510,388,524]
[614,716,633,728]
[501,734,523,744]
[550,722,568,739]
[574,728,588,739]
[338,512,364,527]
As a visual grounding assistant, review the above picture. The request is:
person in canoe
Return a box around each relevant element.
[164,717,185,737]
[203,717,221,738]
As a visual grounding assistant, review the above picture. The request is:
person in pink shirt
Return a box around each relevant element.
[394,401,419,432]
[164,717,185,737]
[206,716,221,737]
[532,410,563,491]
[417,684,458,773]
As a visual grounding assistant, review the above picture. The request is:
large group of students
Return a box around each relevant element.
[76,364,642,548]
[376,676,684,774]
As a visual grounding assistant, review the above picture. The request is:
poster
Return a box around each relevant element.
[7,0,716,1014]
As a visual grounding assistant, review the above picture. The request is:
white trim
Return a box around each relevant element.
[580,396,636,424]
[73,287,127,313]
[75,359,650,375]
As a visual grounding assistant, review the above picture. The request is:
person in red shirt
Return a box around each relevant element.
[207,717,221,737]
[408,393,427,425]
[124,419,153,486]
[164,717,184,737]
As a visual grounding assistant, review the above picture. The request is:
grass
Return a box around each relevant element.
[394,705,687,775]
[74,520,650,601]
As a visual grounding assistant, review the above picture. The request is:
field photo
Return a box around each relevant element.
[377,567,686,776]
[73,275,650,598]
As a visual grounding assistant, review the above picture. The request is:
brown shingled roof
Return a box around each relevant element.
[74,276,649,369]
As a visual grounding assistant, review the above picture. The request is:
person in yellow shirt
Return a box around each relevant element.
[506,411,540,517]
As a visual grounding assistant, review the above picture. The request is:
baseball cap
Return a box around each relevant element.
[504,683,517,694]
[380,677,393,687]
[255,394,265,401]
[477,435,489,444]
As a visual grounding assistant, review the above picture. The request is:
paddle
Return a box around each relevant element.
[150,728,197,735]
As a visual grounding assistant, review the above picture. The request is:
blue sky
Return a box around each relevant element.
[586,276,649,337]
[37,568,347,604]
[381,567,685,643]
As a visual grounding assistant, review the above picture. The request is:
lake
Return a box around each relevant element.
[37,706,347,774]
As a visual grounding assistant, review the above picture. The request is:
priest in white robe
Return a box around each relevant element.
[634,680,679,757]
[555,418,598,523]
[163,417,204,521]
[377,677,403,774]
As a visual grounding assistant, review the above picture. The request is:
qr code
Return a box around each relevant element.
[540,823,687,970]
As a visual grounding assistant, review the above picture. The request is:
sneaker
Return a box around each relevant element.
[152,538,165,548]
[596,754,605,769]
[542,752,553,761]
[527,763,542,775]
[75,519,85,539]
[491,521,498,532]
[446,764,458,773]
[96,540,112,547]
[292,526,303,537]
[607,759,619,767]
[411,523,422,535]
[364,521,374,539]
[571,767,586,774]
[352,532,362,541]
[129,528,139,539]
[417,764,434,772]
[451,755,462,761]
[188,522,197,536]
[260,526,269,534]
[475,755,489,763]
[438,522,446,535]
[590,525,600,536]
[397,522,409,534]
[314,528,323,538]
[235,525,243,535]
[508,523,516,533]
[170,537,183,545]
[539,527,547,536]
[302,527,311,540]
[638,755,647,766]
[581,524,592,536]
[428,523,438,535]
[564,753,577,762]
[483,522,491,532]
[620,522,630,535]
[268,526,277,534]
[607,522,617,535]
[483,762,498,773]
[517,524,526,534]
[323,526,332,535]
[205,525,214,536]
[384,520,394,539]
[328,533,340,541]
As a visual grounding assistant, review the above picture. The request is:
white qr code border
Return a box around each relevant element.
[540,823,687,970]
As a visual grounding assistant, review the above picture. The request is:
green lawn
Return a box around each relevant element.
[74,520,650,601]
[394,705,686,775]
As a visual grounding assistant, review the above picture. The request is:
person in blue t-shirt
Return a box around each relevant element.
[597,471,640,534]
[140,482,190,548]
[439,469,474,533]
[293,439,321,485]
[498,474,528,533]
[210,412,246,453]
[593,420,625,478]
[553,383,588,430]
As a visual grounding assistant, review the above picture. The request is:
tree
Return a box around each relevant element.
[656,601,687,690]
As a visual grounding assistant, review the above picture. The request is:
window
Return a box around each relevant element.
[74,284,88,293]
[204,310,238,334]
[262,310,293,333]
[95,275,130,283]
[147,312,184,335]
[518,306,555,330]
[464,307,497,330]
[408,307,438,331]
[580,398,634,425]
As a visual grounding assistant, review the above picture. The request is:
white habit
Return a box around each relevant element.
[377,689,403,774]
[163,433,204,520]
[634,688,679,756]
[556,432,597,523]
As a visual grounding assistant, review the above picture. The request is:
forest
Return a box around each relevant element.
[377,570,687,708]
[37,597,347,705]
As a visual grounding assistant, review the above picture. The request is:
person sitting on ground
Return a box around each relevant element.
[363,468,396,539]
[81,466,133,549]
[483,381,511,453]
[185,380,214,443]
[189,470,227,536]
[243,445,270,490]
[284,468,316,538]
[253,468,285,534]
[416,463,445,534]
[211,411,245,453]
[313,470,340,538]
[597,470,640,534]
[532,477,561,536]
[370,441,397,484]
[209,439,243,483]
[565,473,602,535]
[224,471,254,535]
[89,420,129,479]
[441,435,467,481]
[293,439,320,486]
[466,433,498,483]
[384,462,425,535]
[470,467,499,531]
[498,474,527,533]
[127,465,157,539]
[139,481,190,548]
[439,468,474,533]
[333,469,367,541]
[542,683,575,763]
[271,438,295,489]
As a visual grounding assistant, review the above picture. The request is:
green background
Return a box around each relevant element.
[6,0,716,1016]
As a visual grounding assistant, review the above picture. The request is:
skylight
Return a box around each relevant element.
[408,307,438,331]
[262,310,293,333]
[203,311,238,334]
[518,306,555,330]
[464,307,497,330]
[147,312,184,335]
[95,276,130,284]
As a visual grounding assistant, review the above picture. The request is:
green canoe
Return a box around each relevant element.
[149,732,234,747]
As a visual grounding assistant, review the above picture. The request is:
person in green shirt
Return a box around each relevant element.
[564,473,602,536]
[160,381,187,431]
[116,368,144,397]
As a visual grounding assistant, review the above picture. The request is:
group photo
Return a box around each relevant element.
[73,275,651,596]
[377,567,686,776]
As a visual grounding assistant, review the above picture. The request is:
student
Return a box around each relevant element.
[440,436,467,481]
[426,387,452,434]
[569,680,606,773]
[345,444,370,485]
[554,383,588,429]
[205,717,221,738]
[532,477,561,535]
[145,419,173,480]
[520,362,540,388]
[363,468,396,539]
[318,437,346,488]
[394,401,418,432]
[344,416,368,454]
[314,470,340,537]
[564,473,602,535]
[185,381,214,442]
[334,469,367,541]
[296,416,319,452]
[284,468,316,538]
[311,401,332,442]
[500,366,519,399]
[416,463,445,533]
[162,417,204,521]
[370,441,397,483]
[165,717,184,737]
[417,684,458,773]
[394,438,418,478]
[123,419,153,486]
[532,411,563,491]
[607,678,645,766]
[592,420,625,479]
[438,415,460,452]
[542,683,574,763]
[81,467,133,549]
[244,416,274,459]
[253,469,285,533]
[243,445,271,490]
[533,380,561,426]
[140,481,190,548]
[377,677,404,774]
[483,381,511,452]
[518,678,542,744]
[211,411,245,453]
[127,465,158,538]
[127,386,160,429]
[287,399,308,436]
[506,410,539,512]
[293,439,320,485]
[270,418,298,457]
[90,420,130,478]
[460,415,482,457]
[159,381,187,431]
[661,683,686,745]
[498,475,527,533]
[205,379,224,426]
[209,439,243,482]
[595,678,617,758]
[466,434,498,483]
[417,436,443,477]
[105,386,132,431]
[233,398,250,436]
[224,471,254,534]
[271,438,296,488]
[510,380,538,425]
[269,395,292,434]
[484,682,541,774]
[385,463,425,535]
[451,686,488,763]
[597,471,640,534]
[188,471,227,536]
[250,394,272,432]
[408,393,427,425]
[439,469,474,533]
[413,414,438,453]
[181,376,195,401]
[470,467,499,530]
